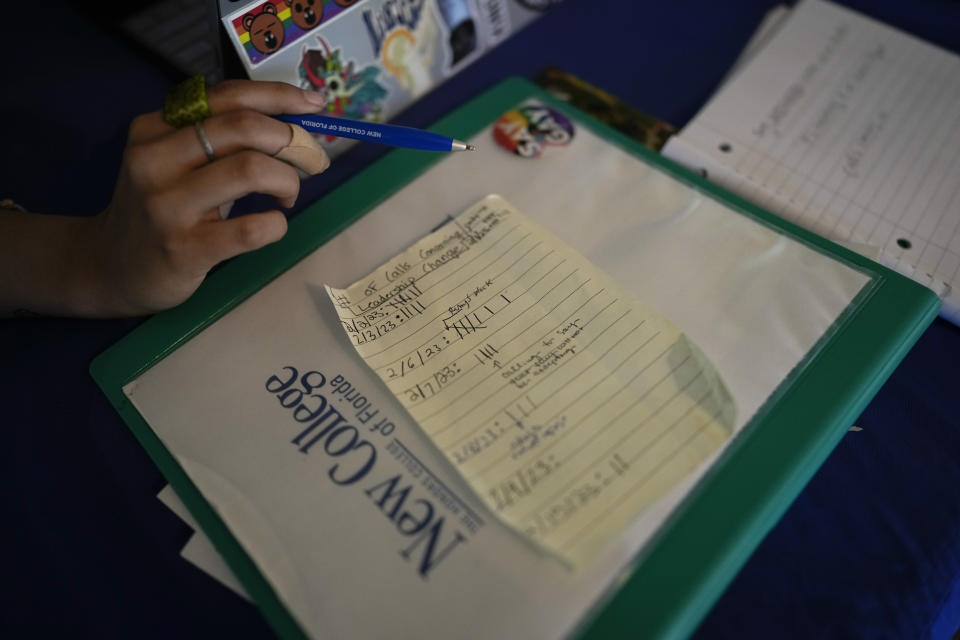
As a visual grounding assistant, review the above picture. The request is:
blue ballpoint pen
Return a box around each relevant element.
[276,113,476,152]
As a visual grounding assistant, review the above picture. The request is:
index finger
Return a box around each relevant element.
[208,80,327,116]
[128,80,327,144]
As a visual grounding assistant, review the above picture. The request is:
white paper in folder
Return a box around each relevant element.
[128,100,868,639]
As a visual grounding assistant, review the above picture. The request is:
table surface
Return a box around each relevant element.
[2,1,959,638]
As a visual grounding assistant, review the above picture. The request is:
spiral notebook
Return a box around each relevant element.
[663,0,960,325]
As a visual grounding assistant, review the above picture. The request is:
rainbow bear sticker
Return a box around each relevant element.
[232,0,361,65]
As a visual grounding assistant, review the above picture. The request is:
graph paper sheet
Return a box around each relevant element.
[663,0,960,322]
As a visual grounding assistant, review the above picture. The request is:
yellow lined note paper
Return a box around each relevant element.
[326,195,735,566]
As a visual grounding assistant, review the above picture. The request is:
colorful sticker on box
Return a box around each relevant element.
[493,105,574,157]
[434,0,480,72]
[513,0,563,11]
[297,37,388,130]
[232,0,360,66]
[360,0,442,96]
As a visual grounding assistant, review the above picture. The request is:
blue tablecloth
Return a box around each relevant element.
[2,1,958,637]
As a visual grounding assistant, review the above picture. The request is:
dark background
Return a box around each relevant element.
[2,1,959,638]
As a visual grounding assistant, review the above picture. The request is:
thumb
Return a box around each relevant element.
[192,210,288,267]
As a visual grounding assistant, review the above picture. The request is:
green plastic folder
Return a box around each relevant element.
[91,77,939,640]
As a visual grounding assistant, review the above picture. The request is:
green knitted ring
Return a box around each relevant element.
[163,75,213,128]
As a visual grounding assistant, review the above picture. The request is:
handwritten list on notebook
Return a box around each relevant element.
[663,0,960,322]
[325,195,735,566]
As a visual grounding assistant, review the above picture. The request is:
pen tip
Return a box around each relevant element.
[466,144,477,151]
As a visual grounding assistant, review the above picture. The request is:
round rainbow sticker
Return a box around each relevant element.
[493,105,574,158]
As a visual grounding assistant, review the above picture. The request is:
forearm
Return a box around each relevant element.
[0,210,114,318]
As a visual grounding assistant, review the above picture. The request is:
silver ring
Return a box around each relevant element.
[193,120,216,162]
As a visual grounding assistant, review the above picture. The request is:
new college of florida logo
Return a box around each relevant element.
[493,105,575,158]
[233,0,361,65]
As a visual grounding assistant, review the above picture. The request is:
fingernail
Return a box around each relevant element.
[303,90,326,107]
[218,200,235,220]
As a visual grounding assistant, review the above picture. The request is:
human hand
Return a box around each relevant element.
[89,79,330,315]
